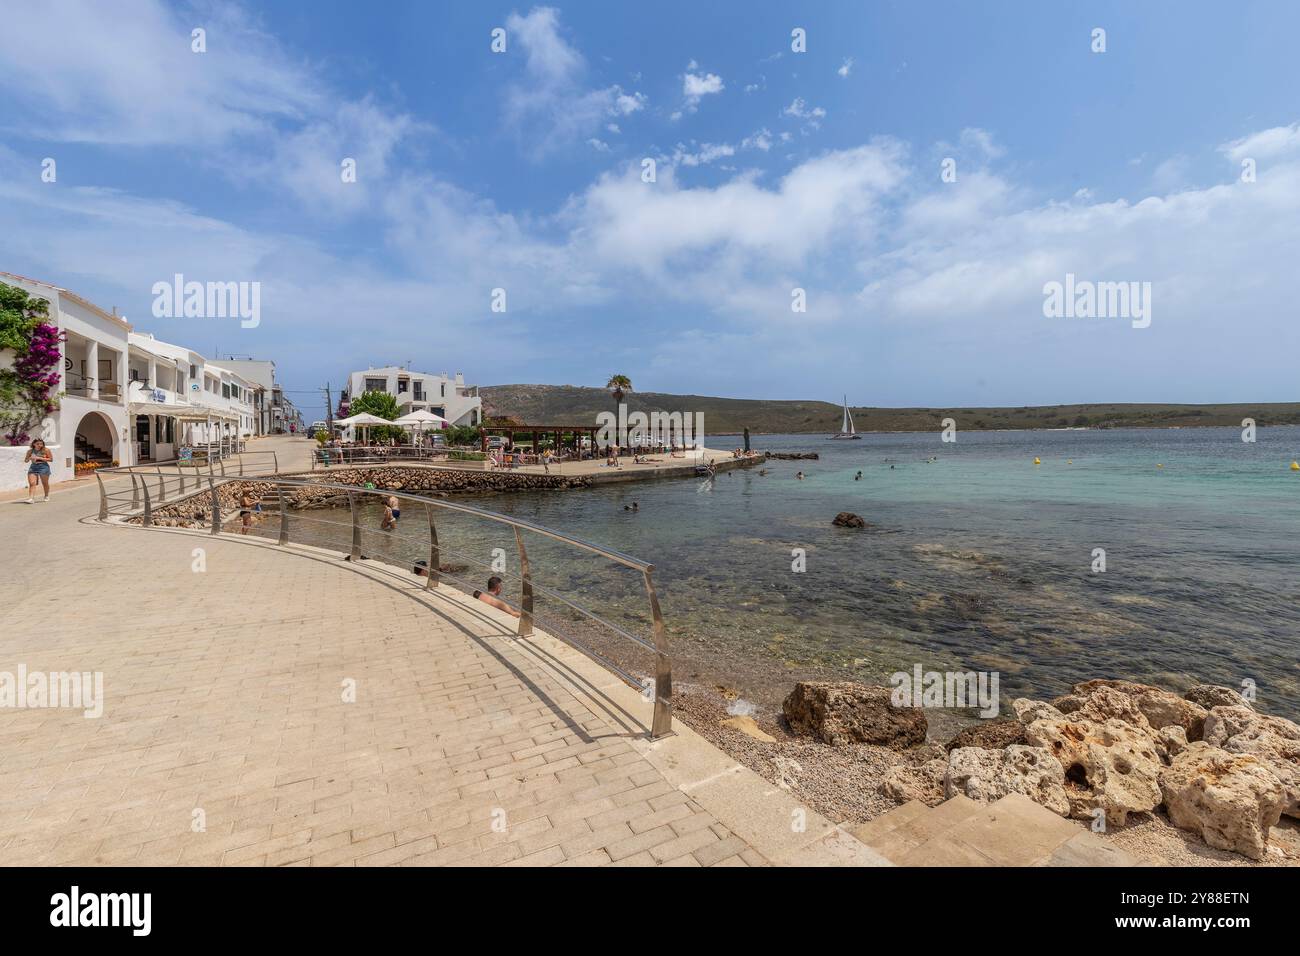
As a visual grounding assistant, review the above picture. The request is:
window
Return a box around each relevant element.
[189,364,196,378]
[365,378,387,392]
[222,383,230,399]
[397,379,408,393]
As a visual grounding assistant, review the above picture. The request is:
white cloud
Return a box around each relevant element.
[783,97,827,121]
[742,128,773,152]
[614,91,647,115]
[1220,122,1300,162]
[681,71,725,112]
[837,58,854,78]
[0,0,418,216]
[503,7,646,156]
[670,142,737,167]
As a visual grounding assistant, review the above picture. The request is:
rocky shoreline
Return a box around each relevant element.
[677,677,1300,865]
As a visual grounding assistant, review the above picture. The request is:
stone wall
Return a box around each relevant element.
[129,465,592,527]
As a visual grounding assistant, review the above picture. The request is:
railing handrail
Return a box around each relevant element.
[92,469,674,738]
[96,449,279,475]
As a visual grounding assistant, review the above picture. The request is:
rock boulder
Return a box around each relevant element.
[1184,684,1253,711]
[881,758,947,806]
[1202,705,1300,818]
[1159,742,1285,860]
[944,718,1028,752]
[945,745,1071,817]
[782,681,927,748]
[1024,715,1163,826]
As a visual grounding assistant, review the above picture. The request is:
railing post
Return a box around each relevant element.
[130,472,140,509]
[239,455,245,477]
[642,567,674,739]
[95,472,108,520]
[514,527,533,637]
[277,484,289,546]
[348,492,361,560]
[272,451,279,474]
[208,477,221,534]
[425,503,440,589]
[141,477,153,527]
[156,466,166,503]
[219,456,227,477]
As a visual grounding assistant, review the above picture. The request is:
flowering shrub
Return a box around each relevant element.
[1,282,61,446]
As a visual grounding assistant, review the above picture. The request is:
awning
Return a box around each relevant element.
[128,401,238,421]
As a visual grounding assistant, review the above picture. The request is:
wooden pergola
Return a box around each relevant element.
[478,423,602,458]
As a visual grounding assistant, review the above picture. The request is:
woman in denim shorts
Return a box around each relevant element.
[25,438,54,503]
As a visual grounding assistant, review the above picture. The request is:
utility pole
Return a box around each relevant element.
[324,383,334,432]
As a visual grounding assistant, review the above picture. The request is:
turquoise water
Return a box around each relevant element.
[293,426,1300,719]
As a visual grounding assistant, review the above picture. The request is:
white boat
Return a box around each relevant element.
[830,396,861,439]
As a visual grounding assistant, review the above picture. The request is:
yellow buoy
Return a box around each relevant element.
[1067,459,1073,465]
[1291,461,1299,471]
[1157,464,1164,469]
[1033,457,1041,465]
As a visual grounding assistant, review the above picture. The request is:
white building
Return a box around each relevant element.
[0,272,131,485]
[2,272,270,486]
[344,366,481,427]
[218,359,275,435]
[126,335,256,460]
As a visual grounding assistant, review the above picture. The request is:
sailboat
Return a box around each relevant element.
[830,396,861,439]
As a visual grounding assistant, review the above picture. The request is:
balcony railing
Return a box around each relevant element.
[64,372,121,402]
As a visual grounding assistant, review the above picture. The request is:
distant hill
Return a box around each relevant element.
[480,384,1300,434]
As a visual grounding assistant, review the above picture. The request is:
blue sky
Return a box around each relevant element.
[2,1,1298,421]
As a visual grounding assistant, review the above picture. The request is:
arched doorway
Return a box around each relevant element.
[75,411,117,465]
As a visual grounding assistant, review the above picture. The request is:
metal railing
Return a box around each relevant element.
[92,450,281,518]
[311,444,452,468]
[92,471,674,738]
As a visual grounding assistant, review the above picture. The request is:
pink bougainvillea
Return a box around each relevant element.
[2,321,61,446]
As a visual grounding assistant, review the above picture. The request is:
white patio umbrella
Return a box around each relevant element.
[334,412,391,444]
[394,410,450,444]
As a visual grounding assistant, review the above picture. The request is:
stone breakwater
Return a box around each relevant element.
[128,466,594,526]
[289,466,593,494]
[782,678,1300,861]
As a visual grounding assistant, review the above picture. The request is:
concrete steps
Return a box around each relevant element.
[851,793,1141,866]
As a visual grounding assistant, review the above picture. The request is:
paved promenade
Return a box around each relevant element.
[1,437,883,867]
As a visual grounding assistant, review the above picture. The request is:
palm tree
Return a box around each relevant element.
[605,375,632,451]
[606,374,632,407]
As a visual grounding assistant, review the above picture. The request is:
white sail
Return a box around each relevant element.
[830,395,862,438]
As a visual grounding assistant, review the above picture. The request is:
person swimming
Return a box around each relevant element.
[854,470,862,480]
[473,575,520,618]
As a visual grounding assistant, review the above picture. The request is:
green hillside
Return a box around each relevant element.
[480,385,1300,435]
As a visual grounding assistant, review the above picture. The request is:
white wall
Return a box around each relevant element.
[0,443,65,490]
